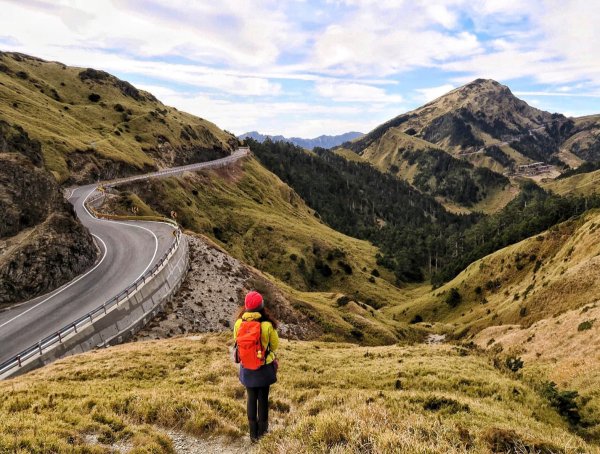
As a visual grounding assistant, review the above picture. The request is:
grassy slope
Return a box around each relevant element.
[1,334,595,453]
[543,168,600,196]
[345,128,516,214]
[474,302,600,440]
[0,52,234,183]
[391,210,600,338]
[108,158,418,345]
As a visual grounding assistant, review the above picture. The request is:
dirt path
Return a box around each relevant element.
[166,431,253,454]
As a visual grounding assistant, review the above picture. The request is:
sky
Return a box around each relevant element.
[2,0,600,138]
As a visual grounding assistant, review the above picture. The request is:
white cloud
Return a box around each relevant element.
[415,84,456,103]
[310,3,482,76]
[315,81,403,103]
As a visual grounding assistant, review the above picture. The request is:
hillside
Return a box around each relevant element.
[96,156,420,345]
[238,131,363,150]
[543,165,600,196]
[395,209,600,338]
[348,79,573,168]
[1,334,597,453]
[474,302,600,440]
[0,51,237,184]
[560,114,600,163]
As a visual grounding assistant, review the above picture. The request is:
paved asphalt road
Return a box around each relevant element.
[0,149,249,364]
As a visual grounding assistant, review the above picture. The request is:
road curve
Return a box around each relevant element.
[0,148,249,365]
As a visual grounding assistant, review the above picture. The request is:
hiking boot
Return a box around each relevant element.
[258,420,269,438]
[249,420,259,442]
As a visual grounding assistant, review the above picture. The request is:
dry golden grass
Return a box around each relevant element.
[1,335,596,453]
[474,302,600,440]
[392,210,600,338]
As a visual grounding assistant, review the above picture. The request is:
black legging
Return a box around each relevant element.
[246,386,270,421]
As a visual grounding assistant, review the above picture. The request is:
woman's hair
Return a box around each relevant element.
[235,305,279,329]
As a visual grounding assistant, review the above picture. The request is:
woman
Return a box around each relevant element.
[233,290,279,442]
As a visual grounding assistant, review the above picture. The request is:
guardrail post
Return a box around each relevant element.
[38,342,43,355]
[58,331,62,343]
[17,356,21,367]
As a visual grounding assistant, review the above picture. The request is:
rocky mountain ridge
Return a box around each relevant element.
[345,79,600,175]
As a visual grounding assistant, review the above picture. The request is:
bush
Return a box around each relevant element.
[336,296,351,307]
[505,356,524,372]
[350,329,364,340]
[113,103,125,112]
[371,269,380,277]
[578,320,594,331]
[423,396,469,414]
[541,381,581,426]
[445,288,462,308]
[338,261,353,275]
[88,93,101,102]
[315,260,332,277]
[409,314,423,324]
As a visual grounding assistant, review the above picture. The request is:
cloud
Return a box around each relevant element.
[309,3,482,76]
[136,84,396,137]
[415,84,456,103]
[315,81,403,103]
[1,0,600,135]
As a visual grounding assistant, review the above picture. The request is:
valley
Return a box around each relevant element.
[1,49,600,453]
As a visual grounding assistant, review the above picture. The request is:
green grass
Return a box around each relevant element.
[104,158,420,345]
[1,335,596,453]
[0,52,234,183]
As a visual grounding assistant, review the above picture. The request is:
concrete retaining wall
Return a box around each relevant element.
[7,235,190,378]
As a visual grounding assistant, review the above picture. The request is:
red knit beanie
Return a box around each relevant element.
[244,291,264,311]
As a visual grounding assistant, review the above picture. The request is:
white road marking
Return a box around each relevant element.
[81,186,160,283]
[0,235,109,330]
[1,151,245,331]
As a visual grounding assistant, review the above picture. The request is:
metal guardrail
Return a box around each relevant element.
[101,147,250,189]
[0,148,248,378]
[0,228,182,377]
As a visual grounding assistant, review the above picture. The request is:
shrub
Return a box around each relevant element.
[577,320,594,331]
[519,306,527,317]
[88,93,101,102]
[315,260,333,277]
[350,329,364,340]
[338,261,353,275]
[336,296,351,307]
[409,314,423,324]
[474,286,482,295]
[371,269,380,277]
[423,396,469,414]
[541,381,581,426]
[445,288,462,308]
[113,103,125,112]
[505,356,524,372]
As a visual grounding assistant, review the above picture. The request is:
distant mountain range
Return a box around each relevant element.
[238,130,363,150]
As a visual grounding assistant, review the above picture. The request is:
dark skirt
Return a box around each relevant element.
[239,362,277,388]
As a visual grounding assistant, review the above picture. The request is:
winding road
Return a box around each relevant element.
[0,148,249,365]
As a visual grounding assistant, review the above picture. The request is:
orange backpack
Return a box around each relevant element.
[236,320,267,370]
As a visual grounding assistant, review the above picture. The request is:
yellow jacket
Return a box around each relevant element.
[234,312,279,364]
